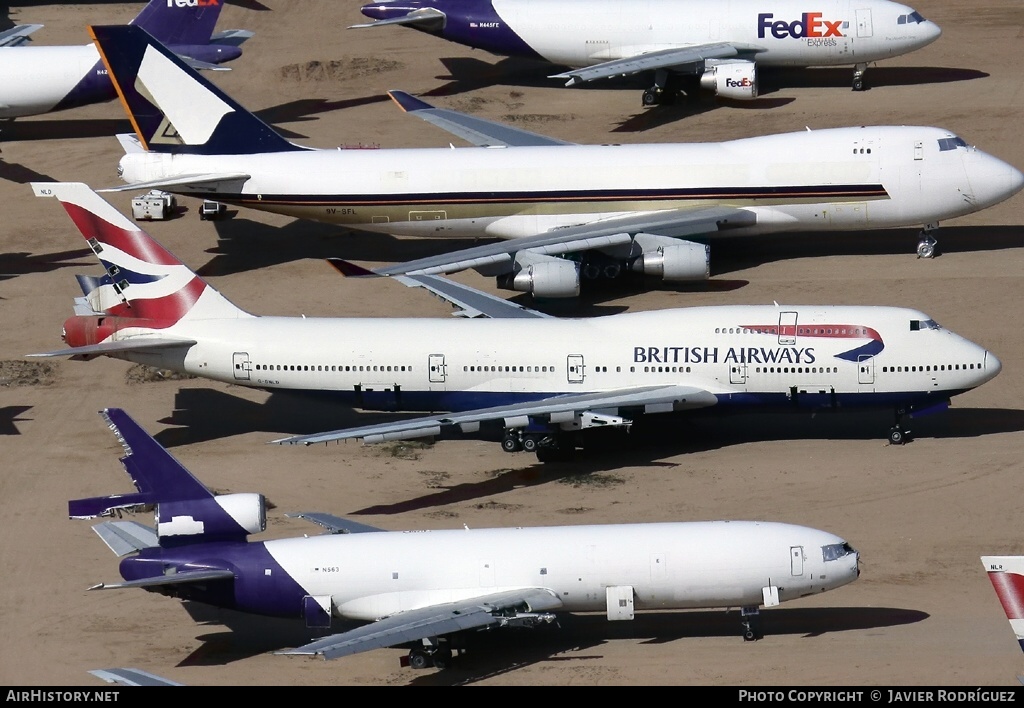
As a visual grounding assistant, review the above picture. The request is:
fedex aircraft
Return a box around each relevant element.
[73,407,861,668]
[352,0,942,105]
[0,0,251,120]
[30,182,1001,459]
[93,25,1022,300]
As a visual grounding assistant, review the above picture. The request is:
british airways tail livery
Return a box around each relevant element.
[0,0,252,119]
[93,25,1023,299]
[74,408,861,668]
[983,557,1024,654]
[353,0,941,105]
[31,182,1001,459]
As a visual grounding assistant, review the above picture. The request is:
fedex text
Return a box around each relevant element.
[758,12,844,40]
[167,0,220,8]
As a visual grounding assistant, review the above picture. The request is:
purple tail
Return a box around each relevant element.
[131,0,224,46]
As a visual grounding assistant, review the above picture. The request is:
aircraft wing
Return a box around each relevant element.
[281,587,562,660]
[388,90,574,147]
[329,261,552,319]
[89,568,235,591]
[89,668,183,687]
[272,384,718,446]
[0,24,44,48]
[287,512,387,534]
[551,42,763,86]
[350,8,447,31]
[28,338,198,359]
[100,172,251,193]
[352,206,755,278]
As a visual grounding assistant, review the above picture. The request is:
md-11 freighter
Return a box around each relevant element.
[92,24,1023,299]
[73,408,861,668]
[353,0,941,104]
[30,182,1000,458]
[0,0,251,120]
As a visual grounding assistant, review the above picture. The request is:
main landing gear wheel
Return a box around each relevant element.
[642,89,660,106]
[889,427,905,445]
[501,432,522,453]
[521,435,539,453]
[408,649,430,670]
[431,648,452,670]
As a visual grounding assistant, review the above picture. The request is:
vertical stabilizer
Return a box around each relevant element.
[31,181,249,323]
[91,24,303,155]
[130,0,224,46]
[982,556,1024,653]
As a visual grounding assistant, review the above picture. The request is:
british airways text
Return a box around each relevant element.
[634,346,817,365]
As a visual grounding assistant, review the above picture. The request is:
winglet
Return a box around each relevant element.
[388,90,434,113]
[327,258,380,278]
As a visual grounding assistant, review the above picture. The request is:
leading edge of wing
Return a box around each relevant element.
[551,42,764,86]
[388,90,575,147]
[280,588,562,660]
[271,384,717,446]
[366,206,756,278]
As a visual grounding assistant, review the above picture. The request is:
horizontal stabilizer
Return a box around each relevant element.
[29,338,197,359]
[92,521,159,556]
[89,668,183,687]
[287,512,386,535]
[0,24,43,48]
[180,55,230,72]
[72,492,152,520]
[100,172,251,194]
[115,133,144,154]
[90,568,235,591]
[388,90,574,147]
[210,29,255,47]
[327,259,376,278]
[350,8,446,31]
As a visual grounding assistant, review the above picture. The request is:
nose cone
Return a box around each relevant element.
[920,20,942,48]
[967,152,1024,210]
[982,350,1002,385]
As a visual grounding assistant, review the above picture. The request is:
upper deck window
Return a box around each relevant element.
[909,319,941,331]
[938,137,968,151]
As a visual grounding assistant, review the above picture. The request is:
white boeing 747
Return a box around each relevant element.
[72,408,860,669]
[92,24,1023,299]
[352,0,942,104]
[31,182,1000,459]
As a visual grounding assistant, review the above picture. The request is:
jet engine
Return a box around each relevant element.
[156,493,267,541]
[497,251,581,299]
[700,60,758,100]
[629,234,710,281]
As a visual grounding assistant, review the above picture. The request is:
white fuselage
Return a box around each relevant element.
[259,521,859,620]
[105,302,999,413]
[0,45,102,118]
[487,0,940,68]
[119,126,1023,240]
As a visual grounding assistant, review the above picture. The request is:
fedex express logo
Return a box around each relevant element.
[758,13,846,40]
[167,0,219,7]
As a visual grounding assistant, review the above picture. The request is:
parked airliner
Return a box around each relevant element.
[93,25,1022,299]
[0,0,250,120]
[353,0,941,104]
[31,182,1001,458]
[74,407,861,668]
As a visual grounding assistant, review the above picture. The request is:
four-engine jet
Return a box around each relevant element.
[0,0,251,120]
[353,0,942,105]
[30,182,1001,458]
[73,407,861,668]
[92,24,1022,299]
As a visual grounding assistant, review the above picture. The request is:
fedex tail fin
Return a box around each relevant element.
[91,24,303,155]
[982,556,1024,653]
[130,0,224,46]
[31,182,249,325]
[70,408,266,547]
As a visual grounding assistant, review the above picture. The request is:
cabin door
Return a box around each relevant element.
[232,352,251,381]
[567,355,585,384]
[791,546,805,576]
[856,8,873,38]
[428,354,446,383]
[778,312,798,345]
[858,355,875,385]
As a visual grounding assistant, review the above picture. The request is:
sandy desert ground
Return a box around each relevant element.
[1,0,1023,687]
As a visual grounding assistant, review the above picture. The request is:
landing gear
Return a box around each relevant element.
[501,431,522,452]
[404,644,455,670]
[641,69,678,107]
[889,408,913,446]
[501,429,576,460]
[916,222,940,259]
[852,62,868,91]
[408,649,431,670]
[741,606,762,641]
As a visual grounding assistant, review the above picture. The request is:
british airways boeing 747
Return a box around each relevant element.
[30,182,1001,459]
[352,0,941,105]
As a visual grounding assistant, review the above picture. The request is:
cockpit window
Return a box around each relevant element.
[909,319,941,331]
[897,12,927,24]
[822,542,856,562]
[938,137,968,151]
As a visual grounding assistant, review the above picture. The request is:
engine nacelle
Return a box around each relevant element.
[700,60,758,100]
[498,252,581,299]
[630,235,710,282]
[157,492,267,541]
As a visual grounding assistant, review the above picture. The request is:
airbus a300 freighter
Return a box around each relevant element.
[93,25,1022,299]
[30,182,1001,459]
[353,0,941,104]
[0,0,250,120]
[73,408,861,669]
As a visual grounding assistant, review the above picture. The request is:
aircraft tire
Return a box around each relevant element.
[501,434,521,453]
[889,428,904,445]
[522,435,539,453]
[642,90,658,107]
[408,650,431,670]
